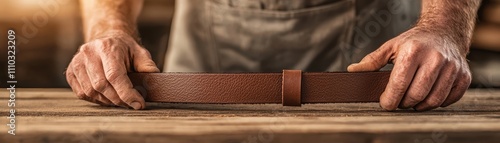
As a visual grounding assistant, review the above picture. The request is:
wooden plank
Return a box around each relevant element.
[0,88,499,143]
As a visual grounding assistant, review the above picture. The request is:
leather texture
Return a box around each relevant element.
[282,70,302,106]
[129,71,390,106]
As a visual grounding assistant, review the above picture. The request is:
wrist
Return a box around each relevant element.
[416,17,472,57]
[80,0,142,43]
[85,19,139,43]
[417,0,480,57]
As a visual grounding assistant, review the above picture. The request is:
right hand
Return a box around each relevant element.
[65,31,159,109]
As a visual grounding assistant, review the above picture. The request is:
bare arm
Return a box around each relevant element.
[66,0,159,110]
[418,0,480,56]
[349,0,480,111]
[80,0,143,42]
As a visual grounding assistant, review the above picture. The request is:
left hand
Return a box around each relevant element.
[347,26,472,111]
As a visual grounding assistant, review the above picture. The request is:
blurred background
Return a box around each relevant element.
[0,0,498,88]
[0,0,174,87]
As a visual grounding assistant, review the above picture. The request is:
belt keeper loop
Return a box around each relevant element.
[282,70,302,106]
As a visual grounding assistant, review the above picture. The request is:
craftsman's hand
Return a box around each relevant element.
[347,26,471,111]
[65,32,159,109]
[348,0,480,111]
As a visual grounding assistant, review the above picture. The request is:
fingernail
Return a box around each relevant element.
[130,101,142,110]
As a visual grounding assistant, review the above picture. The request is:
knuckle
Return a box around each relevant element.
[92,79,110,92]
[106,46,119,53]
[366,54,382,67]
[404,49,419,60]
[95,89,125,106]
[109,99,123,106]
[118,91,140,104]
[118,95,135,105]
[75,91,87,100]
[405,40,425,53]
[86,38,117,52]
[69,58,82,68]
[72,62,85,72]
[430,52,446,66]
[446,61,459,74]
[99,91,123,105]
[104,95,126,106]
[425,99,442,109]
[79,45,91,53]
[463,71,472,83]
[465,76,472,86]
[137,48,150,55]
[92,38,105,43]
[408,40,424,47]
[83,87,96,96]
[391,88,406,98]
[90,38,108,47]
[65,69,73,79]
[105,68,123,80]
[406,93,427,104]
[457,72,472,87]
[390,80,408,96]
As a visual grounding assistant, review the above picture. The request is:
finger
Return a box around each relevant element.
[71,55,98,99]
[65,67,87,101]
[132,47,160,73]
[72,57,114,106]
[398,55,444,109]
[67,68,110,106]
[379,43,420,111]
[83,48,127,107]
[348,41,394,72]
[413,62,457,111]
[80,77,114,106]
[100,50,146,110]
[441,70,471,107]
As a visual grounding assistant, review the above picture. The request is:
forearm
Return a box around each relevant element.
[417,0,480,56]
[80,0,143,42]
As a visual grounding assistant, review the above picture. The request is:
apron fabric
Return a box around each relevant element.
[164,0,420,72]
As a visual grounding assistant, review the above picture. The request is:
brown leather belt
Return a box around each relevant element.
[129,70,390,106]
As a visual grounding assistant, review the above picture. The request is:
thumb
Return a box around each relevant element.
[133,48,160,73]
[348,43,393,72]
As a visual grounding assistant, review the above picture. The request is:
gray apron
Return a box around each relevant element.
[164,0,420,72]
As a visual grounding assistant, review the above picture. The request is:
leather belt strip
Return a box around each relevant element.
[129,70,391,106]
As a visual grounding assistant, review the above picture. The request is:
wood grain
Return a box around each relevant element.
[0,88,499,143]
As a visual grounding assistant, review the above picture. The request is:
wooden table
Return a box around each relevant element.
[1,88,499,143]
